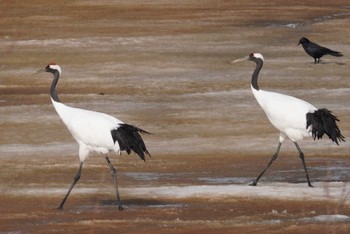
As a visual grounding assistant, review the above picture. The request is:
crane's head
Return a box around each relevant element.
[36,63,62,76]
[298,37,309,46]
[232,52,264,64]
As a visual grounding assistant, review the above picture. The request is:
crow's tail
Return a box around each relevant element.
[326,49,343,57]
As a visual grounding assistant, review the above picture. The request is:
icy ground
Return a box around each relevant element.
[6,181,349,204]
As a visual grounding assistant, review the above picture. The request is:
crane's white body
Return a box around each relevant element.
[51,98,123,161]
[38,63,150,210]
[251,86,317,143]
[232,52,344,187]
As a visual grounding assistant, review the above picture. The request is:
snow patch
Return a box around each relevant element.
[124,182,349,203]
[5,182,348,205]
[307,214,350,223]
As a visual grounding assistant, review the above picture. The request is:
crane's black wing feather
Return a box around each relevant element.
[306,109,345,145]
[111,124,151,161]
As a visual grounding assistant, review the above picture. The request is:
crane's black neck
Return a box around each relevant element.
[50,70,60,102]
[251,58,263,91]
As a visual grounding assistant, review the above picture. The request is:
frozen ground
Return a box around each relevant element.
[5,182,350,205]
[1,0,350,233]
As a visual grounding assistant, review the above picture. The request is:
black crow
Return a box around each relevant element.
[298,37,343,64]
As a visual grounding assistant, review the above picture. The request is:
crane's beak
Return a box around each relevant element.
[30,68,46,78]
[231,56,249,64]
[35,68,46,74]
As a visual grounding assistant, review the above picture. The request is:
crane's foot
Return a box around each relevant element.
[249,181,258,186]
[118,204,124,210]
[308,183,313,188]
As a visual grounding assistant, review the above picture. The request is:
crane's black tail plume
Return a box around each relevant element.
[306,109,345,145]
[111,124,151,161]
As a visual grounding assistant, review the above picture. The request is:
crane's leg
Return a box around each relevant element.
[105,156,123,210]
[250,142,281,186]
[58,161,83,210]
[294,142,313,187]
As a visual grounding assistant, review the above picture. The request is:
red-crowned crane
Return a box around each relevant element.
[233,53,345,187]
[36,63,151,210]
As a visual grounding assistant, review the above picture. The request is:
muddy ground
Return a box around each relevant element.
[1,1,350,233]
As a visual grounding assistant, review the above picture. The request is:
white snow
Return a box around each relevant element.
[306,214,350,222]
[4,182,349,204]
[123,182,350,203]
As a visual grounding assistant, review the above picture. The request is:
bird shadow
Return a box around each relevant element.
[57,198,183,213]
[318,61,346,65]
[98,198,183,210]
